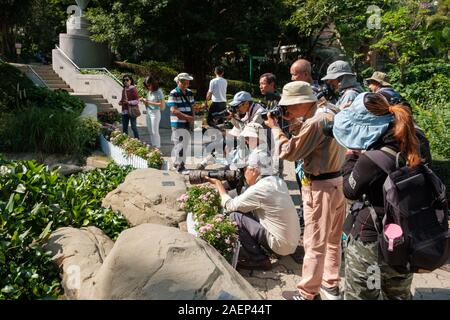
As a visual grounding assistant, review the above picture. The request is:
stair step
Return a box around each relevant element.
[81,99,109,104]
[71,94,104,99]
[44,79,66,85]
[50,88,74,93]
[48,85,71,90]
[97,105,115,113]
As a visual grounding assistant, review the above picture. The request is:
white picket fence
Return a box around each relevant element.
[99,135,149,169]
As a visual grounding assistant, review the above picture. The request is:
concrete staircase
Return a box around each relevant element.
[30,64,73,92]
[70,94,115,113]
[28,64,115,113]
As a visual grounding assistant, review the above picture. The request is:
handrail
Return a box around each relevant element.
[55,45,123,86]
[27,65,50,88]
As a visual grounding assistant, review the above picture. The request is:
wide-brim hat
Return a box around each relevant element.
[333,92,394,150]
[229,91,252,107]
[321,60,355,81]
[365,71,391,87]
[227,126,242,137]
[241,122,263,138]
[174,73,194,82]
[279,81,317,106]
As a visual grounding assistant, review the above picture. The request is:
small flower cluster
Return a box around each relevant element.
[178,185,238,262]
[108,130,163,169]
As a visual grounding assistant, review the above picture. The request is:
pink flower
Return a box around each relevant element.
[225,239,231,245]
[199,226,207,234]
[205,224,213,231]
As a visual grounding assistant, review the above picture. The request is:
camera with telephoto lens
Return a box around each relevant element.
[189,169,245,193]
[211,104,239,122]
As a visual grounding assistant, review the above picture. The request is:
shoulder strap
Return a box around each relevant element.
[364,147,398,174]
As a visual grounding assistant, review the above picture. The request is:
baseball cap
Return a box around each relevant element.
[229,91,252,107]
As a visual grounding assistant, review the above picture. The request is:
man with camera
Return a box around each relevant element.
[227,91,266,130]
[265,81,346,300]
[322,60,363,110]
[206,147,300,270]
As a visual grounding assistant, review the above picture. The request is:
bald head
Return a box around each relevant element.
[290,59,313,83]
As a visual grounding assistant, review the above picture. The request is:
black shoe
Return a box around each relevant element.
[177,163,186,173]
[281,290,321,300]
[236,257,272,271]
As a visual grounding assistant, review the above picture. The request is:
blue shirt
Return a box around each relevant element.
[146,88,164,111]
[167,87,194,128]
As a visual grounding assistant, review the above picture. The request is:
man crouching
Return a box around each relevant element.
[206,150,300,270]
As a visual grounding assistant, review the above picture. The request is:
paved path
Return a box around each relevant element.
[139,123,450,300]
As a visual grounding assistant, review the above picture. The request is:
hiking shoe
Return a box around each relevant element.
[320,285,341,300]
[281,290,321,301]
[236,257,272,271]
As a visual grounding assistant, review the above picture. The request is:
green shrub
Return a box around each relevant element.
[0,158,132,299]
[226,79,258,95]
[0,108,100,155]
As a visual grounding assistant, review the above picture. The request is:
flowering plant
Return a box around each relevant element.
[178,185,238,262]
[177,185,221,221]
[108,130,163,169]
[97,109,121,124]
[197,214,239,261]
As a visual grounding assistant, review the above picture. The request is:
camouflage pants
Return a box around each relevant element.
[344,235,413,300]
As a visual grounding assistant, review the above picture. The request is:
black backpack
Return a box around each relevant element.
[365,147,450,273]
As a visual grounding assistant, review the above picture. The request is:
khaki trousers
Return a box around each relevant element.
[297,176,346,299]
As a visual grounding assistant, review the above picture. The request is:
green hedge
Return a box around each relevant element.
[0,158,132,299]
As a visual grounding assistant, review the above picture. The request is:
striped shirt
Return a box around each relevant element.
[272,102,345,176]
[167,87,194,128]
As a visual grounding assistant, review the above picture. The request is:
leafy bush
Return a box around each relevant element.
[177,185,221,221]
[97,109,121,124]
[109,130,163,169]
[226,79,258,95]
[0,108,101,155]
[0,158,132,299]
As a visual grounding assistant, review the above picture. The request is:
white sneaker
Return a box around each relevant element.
[320,285,342,300]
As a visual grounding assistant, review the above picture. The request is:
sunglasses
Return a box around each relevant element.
[123,78,130,82]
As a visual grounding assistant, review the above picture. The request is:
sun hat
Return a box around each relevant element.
[279,81,318,106]
[365,71,391,87]
[174,72,194,82]
[229,91,252,107]
[246,149,274,176]
[321,60,355,81]
[227,126,242,137]
[332,92,394,150]
[241,123,264,138]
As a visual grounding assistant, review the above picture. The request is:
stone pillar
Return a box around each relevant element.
[58,8,111,68]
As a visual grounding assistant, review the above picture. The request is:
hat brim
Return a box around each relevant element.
[174,76,194,81]
[332,106,393,150]
[279,95,317,106]
[365,77,391,87]
[321,72,355,81]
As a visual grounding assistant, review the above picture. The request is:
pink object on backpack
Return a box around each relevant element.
[384,223,403,252]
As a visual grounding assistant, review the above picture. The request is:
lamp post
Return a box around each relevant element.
[15,43,22,61]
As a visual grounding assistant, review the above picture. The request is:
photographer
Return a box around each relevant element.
[206,150,300,270]
[228,91,266,130]
[322,60,363,110]
[265,81,346,300]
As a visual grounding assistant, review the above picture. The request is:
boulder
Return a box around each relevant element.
[88,224,262,300]
[44,226,114,300]
[102,168,187,227]
[49,163,84,176]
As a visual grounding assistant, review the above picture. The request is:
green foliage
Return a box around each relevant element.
[0,159,132,299]
[226,79,259,95]
[0,108,100,155]
[177,186,222,222]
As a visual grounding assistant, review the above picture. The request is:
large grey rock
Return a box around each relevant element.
[44,226,114,300]
[102,169,187,227]
[89,224,261,300]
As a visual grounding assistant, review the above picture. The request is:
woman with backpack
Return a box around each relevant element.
[141,75,165,148]
[332,92,421,300]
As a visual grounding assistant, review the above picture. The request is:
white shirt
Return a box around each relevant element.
[221,176,300,256]
[208,76,227,102]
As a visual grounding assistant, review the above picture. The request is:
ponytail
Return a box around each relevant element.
[389,104,421,167]
[365,93,421,167]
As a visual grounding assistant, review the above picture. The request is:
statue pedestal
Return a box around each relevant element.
[59,16,110,68]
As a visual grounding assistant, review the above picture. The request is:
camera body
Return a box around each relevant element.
[260,101,287,121]
[317,83,338,102]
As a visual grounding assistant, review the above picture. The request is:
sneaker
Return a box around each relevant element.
[236,257,272,271]
[281,290,321,300]
[320,285,341,300]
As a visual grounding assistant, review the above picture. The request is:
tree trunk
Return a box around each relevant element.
[183,47,209,101]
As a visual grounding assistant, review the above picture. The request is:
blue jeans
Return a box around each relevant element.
[122,113,139,139]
